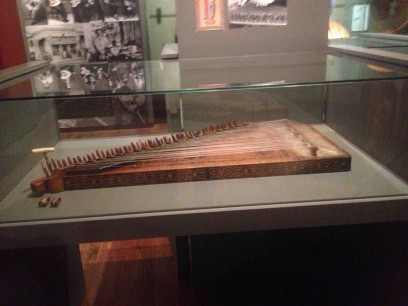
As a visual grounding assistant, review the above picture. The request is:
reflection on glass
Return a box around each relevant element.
[330,0,407,36]
[1,53,408,102]
[328,19,350,39]
[370,0,407,34]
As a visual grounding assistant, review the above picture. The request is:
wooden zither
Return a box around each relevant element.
[30,120,351,195]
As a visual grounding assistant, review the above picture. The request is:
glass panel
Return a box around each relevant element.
[0,80,407,224]
[330,0,408,37]
[180,85,325,133]
[326,79,408,182]
[1,52,408,101]
[329,0,408,61]
[0,99,59,201]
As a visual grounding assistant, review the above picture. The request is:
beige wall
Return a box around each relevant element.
[176,0,330,59]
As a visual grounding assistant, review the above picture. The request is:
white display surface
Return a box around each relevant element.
[0,125,407,248]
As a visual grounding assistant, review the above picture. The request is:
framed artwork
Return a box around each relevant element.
[195,0,225,31]
[228,0,288,28]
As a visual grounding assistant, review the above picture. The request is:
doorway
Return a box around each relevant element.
[144,0,177,60]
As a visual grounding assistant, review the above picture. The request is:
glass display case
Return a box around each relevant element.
[0,51,407,249]
[329,0,408,65]
[2,2,407,304]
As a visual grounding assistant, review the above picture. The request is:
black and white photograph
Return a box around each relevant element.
[69,0,86,23]
[83,21,143,62]
[19,0,143,64]
[34,65,80,94]
[46,0,73,24]
[25,24,86,62]
[56,64,86,93]
[20,0,48,26]
[34,64,87,95]
[79,63,112,91]
[33,66,60,94]
[100,0,139,22]
[59,65,75,90]
[82,0,105,22]
[228,0,288,28]
[109,61,145,94]
[112,94,148,125]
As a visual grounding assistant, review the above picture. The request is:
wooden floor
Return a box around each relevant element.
[78,224,408,306]
[79,238,297,306]
[79,238,295,306]
[80,238,204,306]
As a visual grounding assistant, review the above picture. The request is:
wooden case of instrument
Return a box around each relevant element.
[30,120,351,194]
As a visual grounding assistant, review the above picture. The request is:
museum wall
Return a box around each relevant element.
[176,0,330,59]
[0,0,26,69]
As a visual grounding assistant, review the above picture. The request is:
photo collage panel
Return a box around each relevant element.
[33,61,145,95]
[20,0,143,64]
